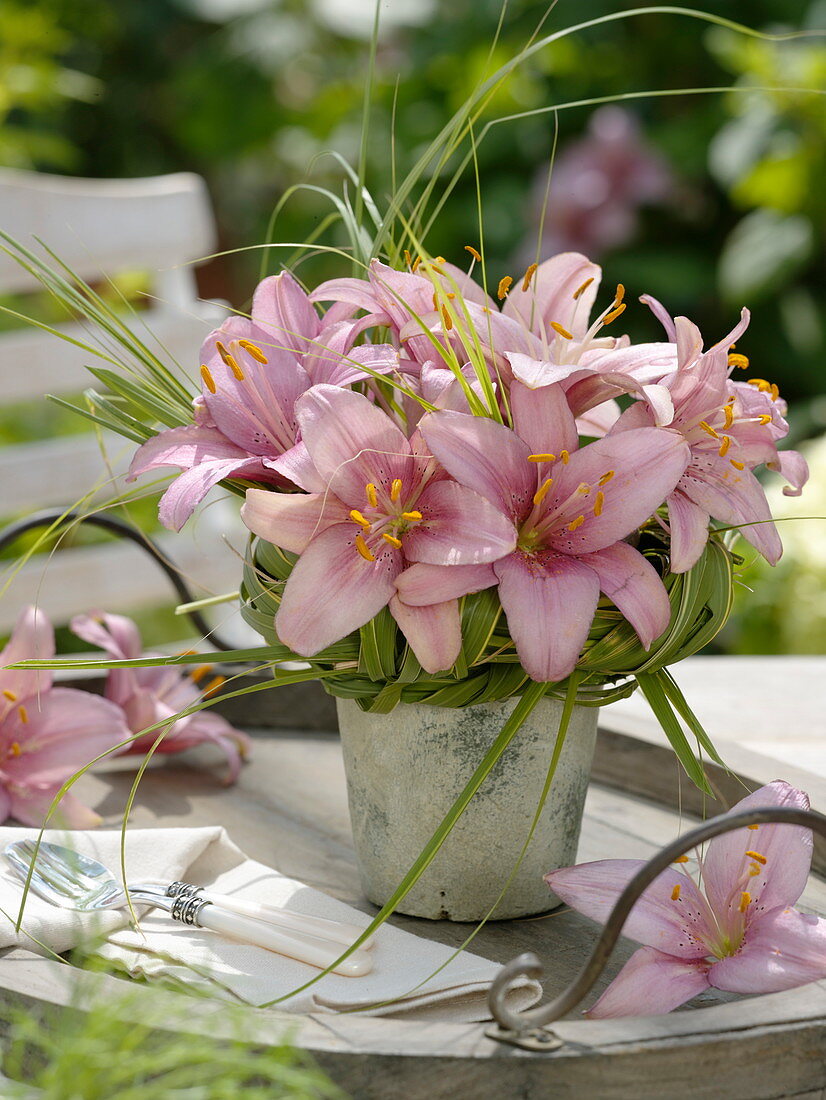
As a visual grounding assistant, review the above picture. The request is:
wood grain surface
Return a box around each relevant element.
[1,687,824,1100]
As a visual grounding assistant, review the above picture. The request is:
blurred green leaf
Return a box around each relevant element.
[718,208,814,301]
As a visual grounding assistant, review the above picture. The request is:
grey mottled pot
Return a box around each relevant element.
[336,696,598,921]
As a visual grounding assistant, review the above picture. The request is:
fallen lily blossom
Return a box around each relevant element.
[545,781,826,1018]
[71,612,252,784]
[0,606,129,827]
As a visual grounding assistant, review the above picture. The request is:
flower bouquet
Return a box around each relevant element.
[3,232,808,920]
[0,5,812,935]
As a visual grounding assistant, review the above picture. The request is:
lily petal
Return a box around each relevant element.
[678,454,782,565]
[295,385,413,506]
[8,786,102,829]
[580,542,671,648]
[156,456,275,532]
[420,410,534,523]
[546,429,690,556]
[0,605,54,717]
[70,612,141,661]
[1,688,128,785]
[503,252,602,339]
[241,488,350,554]
[403,480,516,566]
[494,551,600,683]
[709,908,826,994]
[545,859,716,958]
[389,595,462,674]
[587,947,711,1019]
[702,780,813,916]
[275,524,402,656]
[666,491,710,573]
[510,379,579,456]
[394,562,498,606]
[252,270,319,355]
[768,449,809,498]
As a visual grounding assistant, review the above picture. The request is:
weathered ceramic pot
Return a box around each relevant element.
[336,696,598,921]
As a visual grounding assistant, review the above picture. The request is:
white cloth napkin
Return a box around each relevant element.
[0,826,542,1021]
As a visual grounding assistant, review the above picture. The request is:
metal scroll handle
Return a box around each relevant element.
[0,508,234,652]
[487,805,826,1052]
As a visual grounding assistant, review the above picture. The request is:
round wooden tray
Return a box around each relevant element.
[1,679,824,1100]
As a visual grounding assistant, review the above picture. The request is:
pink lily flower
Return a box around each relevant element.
[240,384,517,672]
[128,314,312,531]
[71,613,252,785]
[420,381,690,682]
[1,606,129,827]
[545,781,826,1018]
[612,307,808,571]
[129,269,402,531]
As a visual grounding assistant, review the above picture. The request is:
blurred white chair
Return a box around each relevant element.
[0,169,250,642]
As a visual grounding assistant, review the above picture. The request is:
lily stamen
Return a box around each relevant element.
[603,302,626,325]
[191,664,213,682]
[203,675,226,698]
[350,509,372,530]
[728,352,749,370]
[598,470,615,486]
[382,533,403,549]
[723,403,735,429]
[200,364,217,394]
[745,851,767,864]
[390,479,403,502]
[497,275,513,300]
[718,436,731,457]
[464,244,482,262]
[593,491,605,516]
[238,339,268,364]
[739,892,752,913]
[355,534,375,562]
[550,321,574,340]
[2,689,16,702]
[673,855,690,863]
[572,276,594,300]
[366,483,378,508]
[9,741,21,757]
[560,450,570,465]
[730,459,745,471]
[528,453,556,463]
[533,478,553,506]
[671,884,682,901]
[615,283,625,305]
[17,705,28,725]
[402,511,422,521]
[699,421,719,439]
[567,515,585,532]
[758,414,772,426]
[225,353,245,381]
[522,263,538,291]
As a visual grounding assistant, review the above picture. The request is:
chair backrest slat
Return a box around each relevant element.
[0,170,255,644]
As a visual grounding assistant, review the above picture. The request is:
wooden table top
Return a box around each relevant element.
[2,661,825,1100]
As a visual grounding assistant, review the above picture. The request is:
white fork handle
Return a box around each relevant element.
[196,905,373,976]
[197,890,372,948]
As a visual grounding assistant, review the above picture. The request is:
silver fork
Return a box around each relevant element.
[4,841,372,976]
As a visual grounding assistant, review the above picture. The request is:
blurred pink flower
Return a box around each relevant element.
[71,613,252,785]
[545,781,825,1018]
[0,606,129,827]
[523,107,674,261]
